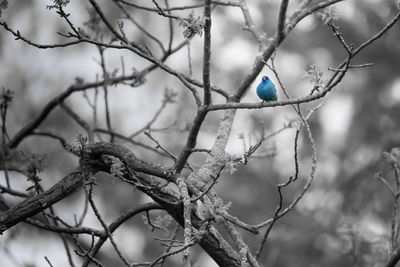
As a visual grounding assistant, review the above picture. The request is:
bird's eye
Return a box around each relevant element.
[262,77,266,81]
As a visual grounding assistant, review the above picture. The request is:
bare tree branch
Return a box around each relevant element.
[276,0,289,44]
[202,0,212,105]
[0,172,83,233]
[8,74,141,148]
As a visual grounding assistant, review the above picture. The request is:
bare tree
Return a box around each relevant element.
[1,0,400,266]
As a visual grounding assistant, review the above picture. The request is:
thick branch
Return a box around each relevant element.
[276,0,289,43]
[1,140,242,266]
[189,109,235,187]
[0,172,83,233]
[174,108,208,173]
[202,0,212,105]
[386,245,400,267]
[176,177,192,266]
[87,142,175,181]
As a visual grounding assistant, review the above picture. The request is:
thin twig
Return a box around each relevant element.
[160,223,180,267]
[150,240,197,267]
[98,46,114,143]
[115,1,166,53]
[255,180,286,259]
[238,0,263,44]
[129,97,169,139]
[328,63,373,72]
[0,184,28,198]
[95,128,168,156]
[8,73,142,148]
[144,131,182,164]
[328,22,352,54]
[254,107,318,230]
[151,0,182,20]
[82,202,162,267]
[118,0,240,12]
[0,21,82,48]
[60,102,94,141]
[86,183,132,267]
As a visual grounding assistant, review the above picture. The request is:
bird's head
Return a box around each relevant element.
[261,75,269,81]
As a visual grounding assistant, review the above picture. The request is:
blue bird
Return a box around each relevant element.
[256,75,277,102]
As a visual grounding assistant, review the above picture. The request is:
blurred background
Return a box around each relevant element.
[1,0,400,266]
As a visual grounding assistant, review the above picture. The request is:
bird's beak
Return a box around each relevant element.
[262,78,266,81]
